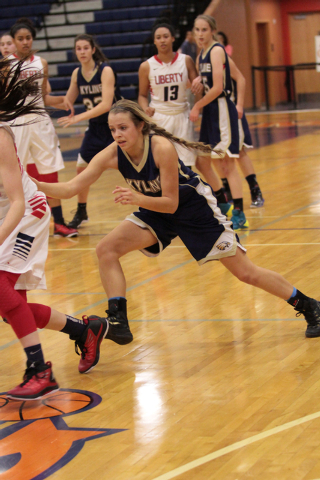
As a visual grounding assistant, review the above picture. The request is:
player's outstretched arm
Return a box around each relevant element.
[32,142,119,199]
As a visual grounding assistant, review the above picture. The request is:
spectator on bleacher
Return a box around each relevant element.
[217,31,233,57]
[9,18,77,238]
[138,19,203,168]
[178,30,197,63]
[0,33,16,57]
[57,34,121,230]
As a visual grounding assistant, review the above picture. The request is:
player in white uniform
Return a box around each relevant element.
[0,56,111,400]
[9,18,78,238]
[138,20,203,167]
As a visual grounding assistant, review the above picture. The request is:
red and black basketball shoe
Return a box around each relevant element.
[7,361,59,400]
[75,316,108,374]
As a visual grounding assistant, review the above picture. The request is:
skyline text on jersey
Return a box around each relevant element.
[125,176,161,195]
[79,84,102,95]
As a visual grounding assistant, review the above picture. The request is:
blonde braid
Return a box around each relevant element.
[148,120,214,155]
[109,99,222,157]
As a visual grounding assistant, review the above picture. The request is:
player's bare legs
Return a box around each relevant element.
[220,247,293,299]
[96,220,157,297]
[76,165,90,203]
[95,220,157,345]
[212,155,243,199]
[196,155,222,191]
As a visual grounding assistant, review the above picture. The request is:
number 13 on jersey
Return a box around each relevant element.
[164,85,179,101]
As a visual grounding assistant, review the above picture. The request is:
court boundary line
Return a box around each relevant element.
[151,410,320,480]
[246,108,320,115]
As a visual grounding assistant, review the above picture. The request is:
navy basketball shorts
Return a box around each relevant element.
[80,121,114,164]
[239,113,253,150]
[126,180,246,265]
[199,97,240,158]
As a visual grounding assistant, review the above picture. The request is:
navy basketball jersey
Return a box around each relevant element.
[77,62,121,124]
[117,135,200,201]
[199,42,232,99]
[230,78,237,104]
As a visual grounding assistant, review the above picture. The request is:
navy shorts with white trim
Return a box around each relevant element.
[239,112,253,149]
[80,121,114,164]
[199,97,239,157]
[126,181,246,265]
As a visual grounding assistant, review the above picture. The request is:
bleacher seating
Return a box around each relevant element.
[47,0,170,106]
[1,0,174,110]
[95,5,167,21]
[0,1,55,24]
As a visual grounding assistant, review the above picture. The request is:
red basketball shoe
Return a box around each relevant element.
[7,361,59,400]
[54,222,78,238]
[75,316,108,374]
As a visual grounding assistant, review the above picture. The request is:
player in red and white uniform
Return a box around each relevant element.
[138,20,203,167]
[9,18,77,237]
[0,56,110,399]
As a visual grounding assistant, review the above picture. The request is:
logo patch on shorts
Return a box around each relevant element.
[13,232,35,260]
[216,241,231,251]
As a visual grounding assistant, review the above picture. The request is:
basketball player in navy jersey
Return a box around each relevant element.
[58,34,121,229]
[33,99,320,344]
[190,15,248,230]
[229,69,264,208]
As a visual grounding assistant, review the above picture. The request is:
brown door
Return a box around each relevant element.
[289,12,320,98]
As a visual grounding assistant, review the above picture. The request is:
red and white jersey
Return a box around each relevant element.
[0,124,38,220]
[148,52,189,115]
[9,54,45,109]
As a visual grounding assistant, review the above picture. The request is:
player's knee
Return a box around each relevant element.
[235,268,258,286]
[96,237,119,263]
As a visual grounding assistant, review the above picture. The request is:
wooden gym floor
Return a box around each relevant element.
[1,110,320,480]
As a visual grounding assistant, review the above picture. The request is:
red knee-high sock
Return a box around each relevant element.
[0,271,37,339]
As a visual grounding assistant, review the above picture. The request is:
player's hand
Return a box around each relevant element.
[191,76,203,95]
[29,176,42,191]
[236,104,243,119]
[62,96,75,115]
[145,107,155,117]
[57,115,78,128]
[189,104,200,122]
[113,186,139,206]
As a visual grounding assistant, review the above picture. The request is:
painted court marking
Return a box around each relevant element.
[47,242,320,251]
[151,410,320,480]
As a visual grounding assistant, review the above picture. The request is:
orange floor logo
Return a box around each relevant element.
[0,388,125,479]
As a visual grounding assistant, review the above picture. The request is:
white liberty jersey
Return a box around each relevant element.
[0,124,37,220]
[148,52,189,114]
[9,54,45,109]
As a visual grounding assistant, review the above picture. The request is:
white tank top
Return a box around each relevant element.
[9,54,45,109]
[148,52,189,115]
[0,124,37,220]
